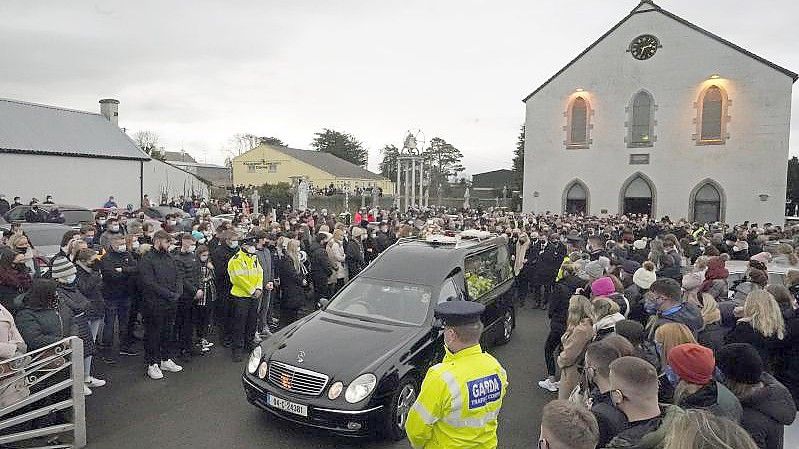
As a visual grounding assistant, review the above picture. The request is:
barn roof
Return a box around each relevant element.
[0,98,149,160]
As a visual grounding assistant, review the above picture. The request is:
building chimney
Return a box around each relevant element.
[99,98,120,126]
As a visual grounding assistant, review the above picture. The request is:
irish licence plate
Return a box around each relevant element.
[267,393,308,417]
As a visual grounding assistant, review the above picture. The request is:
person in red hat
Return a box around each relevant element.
[668,343,742,422]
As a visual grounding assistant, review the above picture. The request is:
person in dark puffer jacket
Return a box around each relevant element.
[172,233,202,359]
[668,343,741,422]
[717,343,796,449]
[15,279,71,351]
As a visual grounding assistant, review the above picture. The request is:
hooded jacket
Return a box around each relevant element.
[676,380,742,422]
[738,374,796,449]
[172,248,202,300]
[650,302,704,338]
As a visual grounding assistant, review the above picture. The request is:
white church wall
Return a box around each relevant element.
[523,7,792,224]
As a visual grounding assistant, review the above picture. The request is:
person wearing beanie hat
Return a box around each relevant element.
[583,260,605,281]
[591,277,616,298]
[700,256,729,301]
[750,252,772,266]
[53,257,104,395]
[633,262,657,290]
[669,343,742,422]
[717,343,796,449]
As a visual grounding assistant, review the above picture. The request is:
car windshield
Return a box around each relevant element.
[326,278,432,326]
[61,210,93,224]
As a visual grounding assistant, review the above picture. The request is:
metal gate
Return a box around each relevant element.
[0,337,86,448]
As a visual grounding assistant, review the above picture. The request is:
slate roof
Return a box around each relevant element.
[0,98,149,160]
[162,151,197,163]
[270,145,388,180]
[523,0,798,102]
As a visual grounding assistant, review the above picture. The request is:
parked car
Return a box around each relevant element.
[134,206,189,221]
[242,231,516,440]
[725,260,790,287]
[4,204,93,227]
[0,222,75,276]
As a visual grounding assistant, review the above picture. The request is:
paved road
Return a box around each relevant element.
[86,305,553,449]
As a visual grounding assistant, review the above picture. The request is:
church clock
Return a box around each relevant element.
[629,34,660,60]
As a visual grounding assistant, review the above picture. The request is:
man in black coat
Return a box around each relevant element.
[100,233,138,357]
[584,342,628,448]
[139,230,184,380]
[172,233,202,359]
[0,194,9,216]
[211,230,239,345]
[308,233,333,301]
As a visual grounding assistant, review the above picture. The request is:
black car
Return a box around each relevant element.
[242,232,516,440]
[4,204,93,227]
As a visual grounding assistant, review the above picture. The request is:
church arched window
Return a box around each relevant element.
[566,96,591,149]
[695,85,730,145]
[627,90,655,147]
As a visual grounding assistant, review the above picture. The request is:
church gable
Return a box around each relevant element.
[522,1,796,103]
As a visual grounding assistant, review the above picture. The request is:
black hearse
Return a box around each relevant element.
[242,232,515,440]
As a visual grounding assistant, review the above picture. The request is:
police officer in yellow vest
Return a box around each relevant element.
[406,301,508,449]
[227,234,264,363]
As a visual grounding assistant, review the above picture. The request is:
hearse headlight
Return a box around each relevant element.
[328,381,344,400]
[247,346,262,374]
[345,373,377,403]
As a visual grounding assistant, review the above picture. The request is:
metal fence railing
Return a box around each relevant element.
[0,336,86,448]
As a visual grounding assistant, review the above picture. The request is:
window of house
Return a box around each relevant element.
[267,163,278,173]
[247,165,256,173]
[696,85,729,145]
[629,91,654,146]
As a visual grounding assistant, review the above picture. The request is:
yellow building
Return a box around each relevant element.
[232,144,394,192]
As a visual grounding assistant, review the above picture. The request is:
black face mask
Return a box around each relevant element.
[15,247,27,254]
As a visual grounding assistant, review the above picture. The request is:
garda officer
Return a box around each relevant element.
[227,234,264,362]
[406,301,508,449]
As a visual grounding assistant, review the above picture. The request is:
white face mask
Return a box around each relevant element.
[131,241,141,250]
[109,225,120,232]
[98,219,107,225]
[228,241,239,249]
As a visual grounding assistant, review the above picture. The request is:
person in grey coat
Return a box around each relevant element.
[251,230,275,337]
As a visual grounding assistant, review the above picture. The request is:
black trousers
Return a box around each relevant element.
[229,296,259,351]
[174,297,194,352]
[544,328,565,377]
[143,301,177,365]
[193,305,211,340]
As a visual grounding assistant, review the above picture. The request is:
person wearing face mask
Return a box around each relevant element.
[645,278,703,339]
[582,341,628,447]
[0,247,33,312]
[51,257,103,395]
[405,301,507,449]
[194,246,216,352]
[8,234,39,278]
[98,217,126,250]
[249,230,274,340]
[171,233,202,359]
[74,248,106,370]
[99,234,139,358]
[139,231,184,380]
[226,235,263,362]
[604,357,683,449]
[211,230,240,346]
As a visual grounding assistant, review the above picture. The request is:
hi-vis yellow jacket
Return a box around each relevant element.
[227,250,263,298]
[406,344,508,449]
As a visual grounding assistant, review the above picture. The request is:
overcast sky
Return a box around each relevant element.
[1,0,797,175]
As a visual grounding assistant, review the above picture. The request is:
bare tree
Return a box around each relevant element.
[133,130,165,160]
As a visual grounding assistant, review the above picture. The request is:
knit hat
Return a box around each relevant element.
[716,343,763,385]
[584,261,604,280]
[591,277,616,297]
[633,266,656,289]
[50,257,77,280]
[704,257,729,280]
[668,343,715,385]
[682,271,704,291]
[750,252,772,265]
[621,259,641,275]
[633,238,648,250]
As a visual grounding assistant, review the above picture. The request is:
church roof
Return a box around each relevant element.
[522,0,798,103]
[0,98,150,160]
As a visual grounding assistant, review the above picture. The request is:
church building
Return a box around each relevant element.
[522,1,796,224]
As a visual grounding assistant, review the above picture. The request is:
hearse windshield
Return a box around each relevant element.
[326,278,432,326]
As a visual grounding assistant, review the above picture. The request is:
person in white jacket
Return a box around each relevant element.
[326,229,348,294]
[0,302,29,407]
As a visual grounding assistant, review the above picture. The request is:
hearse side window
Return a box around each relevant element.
[438,279,461,304]
[464,248,506,299]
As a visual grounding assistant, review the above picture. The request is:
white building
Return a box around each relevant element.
[0,98,208,209]
[522,1,796,224]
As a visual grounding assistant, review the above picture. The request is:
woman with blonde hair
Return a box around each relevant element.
[276,239,307,328]
[663,409,757,449]
[554,295,594,400]
[725,290,785,371]
[326,229,348,294]
[591,297,624,341]
[654,322,698,402]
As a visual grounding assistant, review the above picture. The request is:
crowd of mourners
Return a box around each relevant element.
[2,193,799,448]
